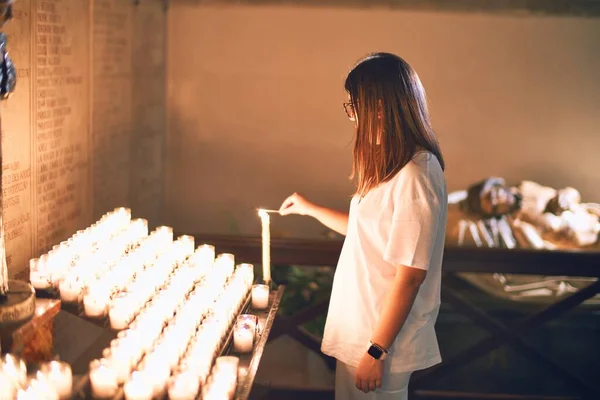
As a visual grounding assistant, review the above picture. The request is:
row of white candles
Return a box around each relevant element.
[31,208,275,296]
[89,253,265,399]
[0,355,72,400]
[24,207,274,400]
[29,208,144,292]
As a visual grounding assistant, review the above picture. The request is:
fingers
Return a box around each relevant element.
[278,195,295,215]
[355,378,365,393]
[279,193,301,215]
[279,201,293,214]
[355,378,377,394]
[368,380,377,392]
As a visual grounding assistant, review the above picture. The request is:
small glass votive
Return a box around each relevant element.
[140,361,171,397]
[215,253,235,277]
[177,235,195,254]
[0,371,17,399]
[195,244,215,266]
[236,263,254,287]
[103,348,132,384]
[109,300,131,330]
[167,372,200,400]
[39,361,72,400]
[30,373,59,400]
[89,360,118,399]
[29,258,52,290]
[233,315,257,354]
[251,284,269,310]
[59,277,82,303]
[83,288,110,318]
[1,354,27,388]
[154,226,174,242]
[132,218,149,237]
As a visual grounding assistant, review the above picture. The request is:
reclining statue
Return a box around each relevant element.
[447,177,600,250]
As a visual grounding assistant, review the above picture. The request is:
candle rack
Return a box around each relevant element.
[68,284,284,400]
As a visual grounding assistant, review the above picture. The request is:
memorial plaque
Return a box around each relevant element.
[92,0,133,219]
[130,0,166,225]
[1,0,33,278]
[34,0,91,254]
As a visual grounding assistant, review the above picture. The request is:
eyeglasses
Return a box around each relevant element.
[343,102,356,119]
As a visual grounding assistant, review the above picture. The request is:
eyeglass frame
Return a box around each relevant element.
[343,102,356,119]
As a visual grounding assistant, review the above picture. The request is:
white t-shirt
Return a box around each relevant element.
[321,151,447,373]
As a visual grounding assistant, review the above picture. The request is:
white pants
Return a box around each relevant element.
[335,361,412,400]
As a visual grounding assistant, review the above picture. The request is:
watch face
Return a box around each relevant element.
[367,345,383,360]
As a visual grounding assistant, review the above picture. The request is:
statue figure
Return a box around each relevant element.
[447,177,600,251]
[0,0,16,297]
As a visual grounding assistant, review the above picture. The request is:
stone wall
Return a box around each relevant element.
[1,0,167,279]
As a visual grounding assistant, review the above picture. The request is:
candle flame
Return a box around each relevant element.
[257,209,269,218]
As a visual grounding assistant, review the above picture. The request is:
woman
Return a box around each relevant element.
[279,53,447,400]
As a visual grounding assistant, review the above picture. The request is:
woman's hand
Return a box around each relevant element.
[279,193,315,216]
[355,353,383,393]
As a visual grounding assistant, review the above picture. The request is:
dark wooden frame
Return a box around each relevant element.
[174,0,600,18]
[186,234,600,400]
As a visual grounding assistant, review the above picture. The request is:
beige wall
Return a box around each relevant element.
[166,4,600,238]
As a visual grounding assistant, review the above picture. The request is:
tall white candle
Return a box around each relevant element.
[258,210,271,283]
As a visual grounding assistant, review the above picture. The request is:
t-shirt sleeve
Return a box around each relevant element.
[383,175,442,271]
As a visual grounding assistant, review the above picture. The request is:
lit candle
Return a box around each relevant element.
[141,362,171,397]
[236,263,254,288]
[109,303,130,330]
[132,218,149,237]
[215,356,239,377]
[0,371,17,400]
[83,288,110,317]
[251,284,269,310]
[28,374,59,400]
[124,372,154,400]
[257,209,271,283]
[1,354,27,388]
[39,361,72,400]
[59,278,82,303]
[178,235,195,255]
[233,316,256,354]
[155,226,174,242]
[89,360,118,398]
[195,244,215,267]
[29,258,52,290]
[215,253,235,278]
[167,372,200,400]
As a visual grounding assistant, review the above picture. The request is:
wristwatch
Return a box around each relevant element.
[366,341,388,360]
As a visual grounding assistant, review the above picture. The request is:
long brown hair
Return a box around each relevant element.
[345,53,445,197]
